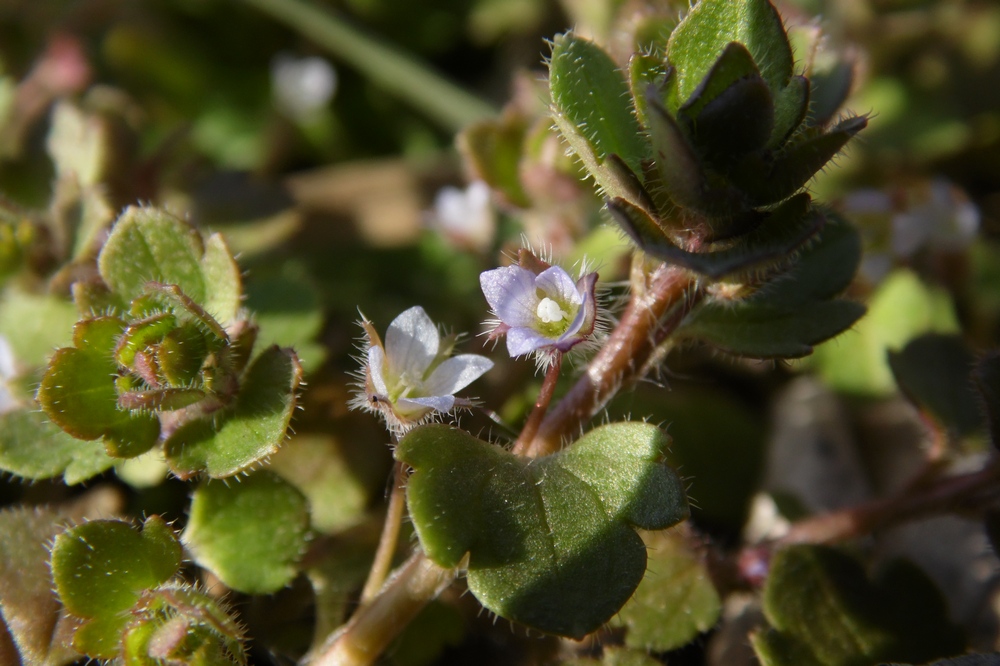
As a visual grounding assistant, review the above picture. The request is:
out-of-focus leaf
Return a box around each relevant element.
[183,471,308,595]
[810,269,960,396]
[0,409,115,484]
[269,434,380,533]
[389,601,465,666]
[458,115,530,208]
[51,516,182,659]
[37,316,160,458]
[753,545,964,666]
[0,288,77,367]
[563,647,664,666]
[164,346,302,479]
[397,422,689,638]
[888,334,984,439]
[46,101,110,188]
[0,507,79,666]
[611,530,720,651]
[244,273,325,373]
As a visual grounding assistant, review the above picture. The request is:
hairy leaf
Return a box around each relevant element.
[164,346,302,479]
[397,422,688,638]
[0,409,115,484]
[612,530,720,651]
[51,516,182,659]
[183,471,309,595]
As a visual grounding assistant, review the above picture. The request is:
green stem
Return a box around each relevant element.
[358,460,407,604]
[241,0,498,132]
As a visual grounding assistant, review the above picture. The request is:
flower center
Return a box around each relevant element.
[536,297,569,324]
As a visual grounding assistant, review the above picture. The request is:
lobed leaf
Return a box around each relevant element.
[397,422,688,638]
[182,471,309,595]
[0,409,115,484]
[37,316,160,458]
[164,345,303,479]
[51,516,182,659]
[611,530,721,651]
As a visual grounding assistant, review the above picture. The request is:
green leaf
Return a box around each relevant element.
[810,269,961,396]
[389,601,465,666]
[667,0,793,105]
[269,434,384,533]
[549,33,650,194]
[123,585,247,665]
[628,52,667,130]
[0,507,79,666]
[396,422,689,638]
[182,471,309,595]
[98,208,242,324]
[244,273,326,373]
[732,115,868,207]
[753,545,964,666]
[681,216,865,358]
[769,75,809,146]
[457,116,531,208]
[611,193,821,280]
[611,530,720,651]
[164,346,302,479]
[37,316,161,458]
[51,516,182,659]
[678,42,774,161]
[0,409,115,484]
[888,334,985,439]
[0,288,78,368]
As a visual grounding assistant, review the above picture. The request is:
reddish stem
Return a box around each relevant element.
[524,264,700,457]
[511,353,563,456]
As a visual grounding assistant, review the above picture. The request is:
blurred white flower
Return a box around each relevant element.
[427,180,495,252]
[271,53,337,120]
[350,306,493,436]
[0,335,20,414]
[890,179,979,257]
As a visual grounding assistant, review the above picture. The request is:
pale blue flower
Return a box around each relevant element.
[480,262,598,359]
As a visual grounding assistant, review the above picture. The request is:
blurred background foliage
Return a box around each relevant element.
[1,0,1000,662]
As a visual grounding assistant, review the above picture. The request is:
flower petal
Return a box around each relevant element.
[558,272,599,346]
[480,266,539,328]
[535,266,583,306]
[423,354,493,397]
[367,345,390,397]
[385,306,440,379]
[506,327,553,357]
[399,395,455,413]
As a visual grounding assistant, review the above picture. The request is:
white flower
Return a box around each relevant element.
[350,306,493,436]
[0,335,20,415]
[427,181,495,253]
[271,53,337,120]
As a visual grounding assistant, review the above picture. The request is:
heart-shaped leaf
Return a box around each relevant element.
[396,422,689,638]
[51,516,182,659]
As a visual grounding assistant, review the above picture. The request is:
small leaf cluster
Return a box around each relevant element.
[548,0,867,358]
[35,206,302,480]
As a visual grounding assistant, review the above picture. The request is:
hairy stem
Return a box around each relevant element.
[512,353,563,456]
[524,263,700,457]
[241,0,497,132]
[359,461,408,604]
[310,552,457,666]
